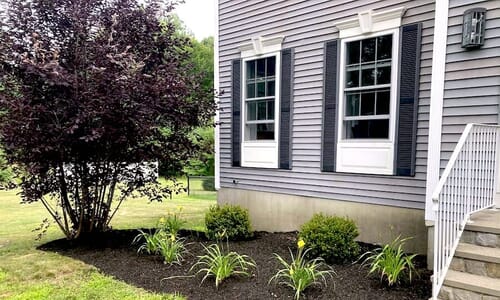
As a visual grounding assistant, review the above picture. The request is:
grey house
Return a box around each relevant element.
[214,1,500,298]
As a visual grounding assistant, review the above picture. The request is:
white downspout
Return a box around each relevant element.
[214,0,220,190]
[425,0,449,224]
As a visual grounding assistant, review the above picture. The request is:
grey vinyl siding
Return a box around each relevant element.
[440,0,500,169]
[218,0,435,209]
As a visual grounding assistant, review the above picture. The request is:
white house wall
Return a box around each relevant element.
[218,0,435,209]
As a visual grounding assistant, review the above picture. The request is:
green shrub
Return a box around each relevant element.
[359,235,418,286]
[205,205,253,241]
[299,213,360,263]
[201,178,215,191]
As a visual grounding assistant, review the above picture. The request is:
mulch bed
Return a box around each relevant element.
[39,230,431,299]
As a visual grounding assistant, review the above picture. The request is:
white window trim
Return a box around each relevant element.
[336,28,400,175]
[239,36,284,58]
[334,7,406,38]
[240,51,281,168]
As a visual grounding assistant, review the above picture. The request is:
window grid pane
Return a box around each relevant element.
[345,34,393,88]
[344,34,393,139]
[244,56,277,141]
[345,119,389,139]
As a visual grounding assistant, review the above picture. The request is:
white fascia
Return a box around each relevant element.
[425,0,449,224]
[334,6,406,38]
[214,0,220,190]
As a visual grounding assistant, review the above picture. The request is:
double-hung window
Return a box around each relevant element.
[336,29,399,175]
[344,34,392,139]
[240,53,280,168]
[245,56,276,141]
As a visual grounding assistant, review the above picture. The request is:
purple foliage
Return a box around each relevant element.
[0,0,215,239]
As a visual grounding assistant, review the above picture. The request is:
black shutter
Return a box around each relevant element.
[395,23,422,176]
[321,40,339,172]
[232,59,241,167]
[279,48,293,169]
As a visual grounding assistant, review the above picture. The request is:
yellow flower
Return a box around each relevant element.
[290,269,294,275]
[170,234,176,242]
[159,217,166,223]
[297,239,305,249]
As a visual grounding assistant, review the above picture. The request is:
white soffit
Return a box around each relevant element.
[334,7,406,38]
[238,35,285,58]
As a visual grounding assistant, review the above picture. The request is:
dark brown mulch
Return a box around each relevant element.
[39,230,432,300]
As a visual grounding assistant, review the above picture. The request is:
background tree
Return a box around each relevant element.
[0,0,215,239]
[159,15,215,178]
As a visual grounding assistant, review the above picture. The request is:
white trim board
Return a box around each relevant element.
[425,0,449,224]
[214,0,220,190]
[238,36,285,59]
[334,7,406,38]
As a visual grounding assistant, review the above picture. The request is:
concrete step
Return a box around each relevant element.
[461,209,500,248]
[466,209,500,235]
[450,243,500,278]
[443,270,500,298]
[456,243,500,263]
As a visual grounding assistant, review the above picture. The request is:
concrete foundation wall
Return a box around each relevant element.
[218,188,428,254]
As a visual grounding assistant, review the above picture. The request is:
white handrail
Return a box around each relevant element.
[432,123,500,299]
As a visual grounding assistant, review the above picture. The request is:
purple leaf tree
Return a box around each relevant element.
[0,0,215,239]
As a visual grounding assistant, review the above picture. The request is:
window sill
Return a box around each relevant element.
[241,141,278,169]
[336,141,394,175]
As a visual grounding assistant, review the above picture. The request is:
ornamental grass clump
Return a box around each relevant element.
[133,216,188,265]
[156,234,187,265]
[132,229,163,255]
[159,207,187,236]
[190,231,256,288]
[359,235,418,286]
[270,239,334,300]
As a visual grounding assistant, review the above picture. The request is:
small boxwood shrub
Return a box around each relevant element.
[299,213,360,263]
[205,204,253,241]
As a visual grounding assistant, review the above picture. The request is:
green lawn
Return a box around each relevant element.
[0,185,216,300]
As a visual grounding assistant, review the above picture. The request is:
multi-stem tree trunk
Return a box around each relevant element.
[41,162,134,239]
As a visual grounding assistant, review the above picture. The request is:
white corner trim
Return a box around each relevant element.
[238,35,285,58]
[425,0,449,222]
[334,6,406,38]
[214,0,220,190]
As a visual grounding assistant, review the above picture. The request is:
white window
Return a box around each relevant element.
[344,34,392,139]
[238,36,283,168]
[244,56,277,141]
[336,29,399,175]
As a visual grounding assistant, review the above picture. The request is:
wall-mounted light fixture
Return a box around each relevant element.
[462,8,486,49]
